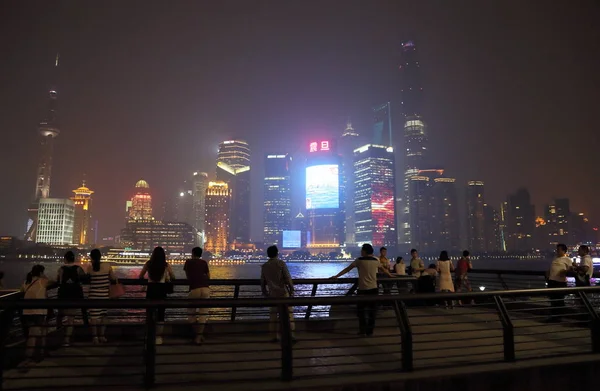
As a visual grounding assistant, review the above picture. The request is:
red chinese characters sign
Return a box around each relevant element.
[309,140,330,153]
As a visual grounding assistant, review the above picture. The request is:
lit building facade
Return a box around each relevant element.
[353,144,397,247]
[408,176,432,250]
[204,181,231,254]
[545,198,571,247]
[71,181,94,245]
[305,140,344,249]
[338,120,362,246]
[192,172,209,241]
[504,188,535,252]
[129,180,153,221]
[36,198,75,245]
[263,154,292,246]
[466,181,486,253]
[26,55,61,242]
[120,221,196,253]
[373,103,393,147]
[430,177,460,252]
[216,140,251,243]
[484,203,504,252]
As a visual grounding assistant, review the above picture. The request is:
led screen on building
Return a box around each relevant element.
[282,230,301,249]
[305,164,339,209]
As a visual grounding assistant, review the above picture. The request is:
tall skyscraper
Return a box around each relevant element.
[216,140,251,243]
[545,198,571,247]
[504,188,535,252]
[484,203,504,252]
[353,144,397,247]
[430,177,460,252]
[129,180,153,221]
[71,181,94,245]
[466,181,486,253]
[36,198,75,245]
[263,154,292,246]
[25,54,61,242]
[192,172,209,241]
[373,103,393,147]
[204,181,231,254]
[408,175,432,250]
[398,41,428,247]
[338,120,361,246]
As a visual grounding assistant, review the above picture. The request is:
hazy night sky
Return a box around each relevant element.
[1,1,599,241]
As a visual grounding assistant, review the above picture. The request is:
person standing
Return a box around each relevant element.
[409,249,425,277]
[20,265,51,364]
[87,249,115,344]
[331,243,393,336]
[139,247,176,345]
[56,251,86,346]
[574,245,593,287]
[546,243,573,322]
[378,247,392,295]
[436,251,455,309]
[260,245,296,343]
[394,257,406,275]
[184,247,211,345]
[454,250,473,305]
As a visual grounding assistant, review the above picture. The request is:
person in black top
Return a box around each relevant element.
[56,251,86,346]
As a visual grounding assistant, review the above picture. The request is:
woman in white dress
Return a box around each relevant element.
[436,251,455,309]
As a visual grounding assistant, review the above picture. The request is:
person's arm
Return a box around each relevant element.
[436,261,441,273]
[417,260,425,272]
[378,264,394,278]
[260,268,268,297]
[330,261,356,279]
[450,262,455,272]
[282,264,294,296]
[138,262,148,279]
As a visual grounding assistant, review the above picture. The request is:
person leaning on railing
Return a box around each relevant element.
[545,243,573,322]
[260,245,296,343]
[86,249,116,345]
[184,246,210,345]
[573,245,593,287]
[56,251,86,347]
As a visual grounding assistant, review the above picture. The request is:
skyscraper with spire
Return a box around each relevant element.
[338,119,361,246]
[25,54,61,241]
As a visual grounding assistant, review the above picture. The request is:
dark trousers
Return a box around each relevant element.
[357,288,379,335]
[547,280,567,318]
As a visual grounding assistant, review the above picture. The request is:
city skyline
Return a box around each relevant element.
[1,2,599,244]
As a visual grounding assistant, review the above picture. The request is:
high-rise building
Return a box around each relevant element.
[204,181,231,254]
[71,181,94,245]
[353,144,397,247]
[175,180,194,225]
[120,221,196,253]
[398,41,428,248]
[192,172,209,239]
[373,103,393,147]
[128,180,153,221]
[263,154,292,246]
[305,139,344,249]
[504,188,535,252]
[25,55,61,242]
[545,198,571,246]
[430,177,460,252]
[484,203,504,252]
[466,181,486,253]
[216,140,251,243]
[36,198,75,245]
[338,120,361,246]
[408,175,432,251]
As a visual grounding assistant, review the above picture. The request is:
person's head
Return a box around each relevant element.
[26,264,45,284]
[439,251,450,261]
[192,247,203,259]
[396,256,403,264]
[90,249,102,272]
[428,263,437,269]
[462,250,470,258]
[64,251,75,264]
[578,245,590,257]
[148,247,167,282]
[410,249,418,258]
[267,245,279,259]
[380,247,387,257]
[361,243,374,257]
[556,244,568,257]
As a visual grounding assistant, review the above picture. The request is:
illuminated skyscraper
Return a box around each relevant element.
[263,154,292,246]
[204,181,231,254]
[373,103,393,147]
[128,180,153,221]
[25,54,61,242]
[398,41,428,247]
[216,140,251,243]
[408,175,432,250]
[484,203,504,252]
[338,120,361,246]
[545,198,571,246]
[36,198,75,245]
[353,144,397,247]
[71,181,94,245]
[504,188,535,252]
[466,181,486,252]
[192,172,209,240]
[430,177,460,252]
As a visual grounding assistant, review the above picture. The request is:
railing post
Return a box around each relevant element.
[0,308,15,391]
[278,304,293,381]
[144,308,157,388]
[393,300,413,371]
[304,283,319,319]
[230,284,240,322]
[493,295,515,362]
[498,273,509,290]
[578,291,600,353]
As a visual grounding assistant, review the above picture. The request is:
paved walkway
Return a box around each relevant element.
[2,305,593,390]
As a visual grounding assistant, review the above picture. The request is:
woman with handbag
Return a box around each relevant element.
[20,265,52,365]
[138,247,175,345]
[86,249,116,344]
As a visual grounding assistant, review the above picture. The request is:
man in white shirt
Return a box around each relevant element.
[575,245,593,287]
[331,243,393,336]
[546,243,573,321]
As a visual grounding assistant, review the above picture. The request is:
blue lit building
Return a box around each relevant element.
[263,154,292,246]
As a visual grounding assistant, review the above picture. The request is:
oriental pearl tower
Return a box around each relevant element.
[25,54,61,241]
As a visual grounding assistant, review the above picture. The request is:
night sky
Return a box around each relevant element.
[1,1,599,241]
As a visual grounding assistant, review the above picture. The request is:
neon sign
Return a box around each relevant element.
[309,140,331,153]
